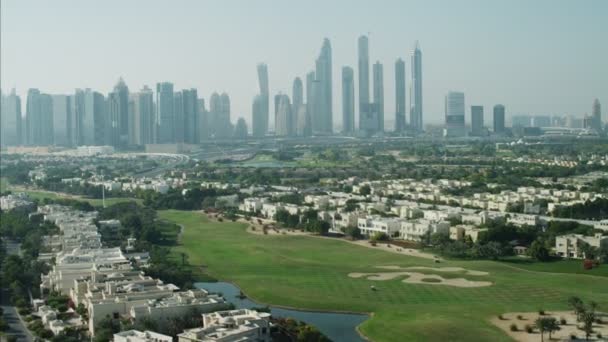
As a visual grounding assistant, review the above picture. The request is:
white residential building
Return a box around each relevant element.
[114,330,173,342]
[400,220,449,241]
[357,216,401,237]
[555,233,608,259]
[178,309,272,342]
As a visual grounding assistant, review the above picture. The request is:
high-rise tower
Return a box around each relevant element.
[156,82,174,143]
[358,35,370,132]
[252,63,269,137]
[394,58,406,132]
[410,42,423,131]
[373,61,384,132]
[493,104,505,134]
[314,38,332,133]
[444,91,465,137]
[341,66,355,134]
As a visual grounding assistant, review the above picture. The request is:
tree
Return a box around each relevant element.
[535,317,559,342]
[567,296,584,321]
[359,185,371,196]
[582,310,596,340]
[534,317,549,341]
[344,225,362,240]
[528,240,551,261]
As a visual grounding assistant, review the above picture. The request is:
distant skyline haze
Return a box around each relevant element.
[1,0,607,128]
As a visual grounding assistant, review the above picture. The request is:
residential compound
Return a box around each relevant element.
[238,177,607,253]
[0,192,34,211]
[33,204,229,336]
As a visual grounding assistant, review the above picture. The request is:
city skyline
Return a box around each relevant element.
[2,0,606,129]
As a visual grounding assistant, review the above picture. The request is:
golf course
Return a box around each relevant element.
[159,210,608,342]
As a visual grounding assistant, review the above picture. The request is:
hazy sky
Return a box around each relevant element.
[2,0,607,128]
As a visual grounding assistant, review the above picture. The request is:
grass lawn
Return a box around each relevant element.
[159,210,608,342]
[0,177,8,192]
[500,257,608,277]
[4,186,142,207]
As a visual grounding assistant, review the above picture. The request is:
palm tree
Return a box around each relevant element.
[545,317,560,340]
[535,317,548,342]
[582,311,596,341]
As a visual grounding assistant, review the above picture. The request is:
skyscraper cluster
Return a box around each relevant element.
[247,36,422,138]
[0,79,249,148]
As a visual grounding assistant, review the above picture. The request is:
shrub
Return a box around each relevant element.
[525,324,533,333]
[498,314,505,320]
[517,315,524,320]
[510,323,518,331]
[597,333,602,339]
[538,309,545,315]
[560,317,567,325]
[18,307,31,315]
[583,259,594,270]
[570,334,577,340]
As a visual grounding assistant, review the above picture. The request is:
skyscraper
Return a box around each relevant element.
[173,91,184,143]
[410,42,423,131]
[593,98,602,130]
[107,78,129,147]
[209,92,232,138]
[74,89,105,146]
[471,105,484,136]
[0,89,22,146]
[314,38,332,133]
[394,58,406,132]
[234,117,248,139]
[292,77,303,109]
[493,104,506,134]
[26,89,52,146]
[373,61,384,132]
[275,94,292,136]
[358,35,371,132]
[341,66,355,134]
[51,95,72,146]
[198,98,209,141]
[156,82,174,143]
[182,89,199,144]
[292,77,303,134]
[252,63,269,137]
[131,86,155,145]
[301,71,315,136]
[444,91,465,137]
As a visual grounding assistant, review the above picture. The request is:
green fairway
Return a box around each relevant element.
[159,210,608,342]
[500,257,608,277]
[3,186,142,207]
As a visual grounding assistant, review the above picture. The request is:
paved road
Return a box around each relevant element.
[1,289,34,342]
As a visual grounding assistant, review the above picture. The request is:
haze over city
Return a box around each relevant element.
[2,0,607,128]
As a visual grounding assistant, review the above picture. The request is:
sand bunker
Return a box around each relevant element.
[349,265,492,287]
[348,271,491,287]
[377,265,489,276]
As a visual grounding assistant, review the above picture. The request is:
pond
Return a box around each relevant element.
[195,282,369,342]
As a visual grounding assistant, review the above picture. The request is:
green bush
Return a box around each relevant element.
[525,324,533,333]
[510,323,518,331]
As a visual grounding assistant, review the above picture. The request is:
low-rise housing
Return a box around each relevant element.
[114,330,173,342]
[555,233,608,259]
[178,309,272,342]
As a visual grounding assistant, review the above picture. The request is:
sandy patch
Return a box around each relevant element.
[491,311,608,342]
[377,265,489,276]
[347,240,438,260]
[348,271,492,288]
